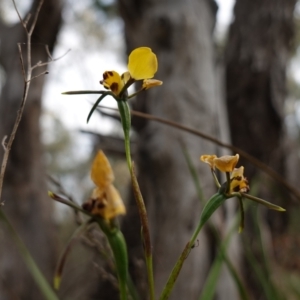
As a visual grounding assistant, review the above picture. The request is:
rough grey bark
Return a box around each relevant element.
[226,0,296,182]
[225,0,297,297]
[0,1,63,299]
[119,0,240,299]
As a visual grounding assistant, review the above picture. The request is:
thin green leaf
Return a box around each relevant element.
[199,221,236,300]
[241,193,285,212]
[0,209,59,300]
[160,193,226,300]
[198,193,227,230]
[126,274,140,300]
[252,206,284,300]
[87,93,110,123]
[243,210,280,300]
[62,90,106,95]
[238,197,245,233]
[182,147,249,300]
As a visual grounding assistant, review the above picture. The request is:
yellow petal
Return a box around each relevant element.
[83,185,126,220]
[100,71,124,96]
[230,166,249,193]
[142,78,163,90]
[128,47,158,80]
[103,184,126,219]
[200,154,217,169]
[214,154,239,172]
[91,150,114,189]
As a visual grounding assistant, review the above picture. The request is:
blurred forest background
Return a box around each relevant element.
[1,0,300,299]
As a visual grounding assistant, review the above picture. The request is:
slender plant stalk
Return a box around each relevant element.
[182,145,249,300]
[117,100,155,300]
[130,166,155,300]
[117,101,132,170]
[49,192,129,300]
[159,193,227,300]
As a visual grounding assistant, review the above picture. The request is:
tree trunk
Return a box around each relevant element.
[119,0,240,299]
[225,0,296,297]
[0,1,63,299]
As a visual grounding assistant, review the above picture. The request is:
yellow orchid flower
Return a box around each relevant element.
[201,153,243,192]
[100,47,162,97]
[82,150,126,220]
[200,153,285,219]
[200,154,239,172]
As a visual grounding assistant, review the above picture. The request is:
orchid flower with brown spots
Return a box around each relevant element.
[200,153,285,232]
[100,47,162,98]
[82,150,126,220]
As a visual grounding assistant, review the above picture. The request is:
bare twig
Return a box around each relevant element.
[0,0,66,206]
[28,0,44,35]
[98,105,300,201]
[1,136,7,151]
[47,175,83,224]
[12,0,27,31]
[31,48,71,71]
[17,44,26,80]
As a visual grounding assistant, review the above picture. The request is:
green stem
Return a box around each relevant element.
[0,209,59,300]
[97,219,128,300]
[211,169,221,189]
[49,192,128,300]
[117,100,155,300]
[159,193,227,300]
[118,101,132,170]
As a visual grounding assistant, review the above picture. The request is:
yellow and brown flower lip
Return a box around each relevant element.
[230,166,250,194]
[100,71,124,96]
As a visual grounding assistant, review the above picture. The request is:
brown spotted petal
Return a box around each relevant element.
[83,185,126,220]
[230,166,249,194]
[100,71,124,96]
